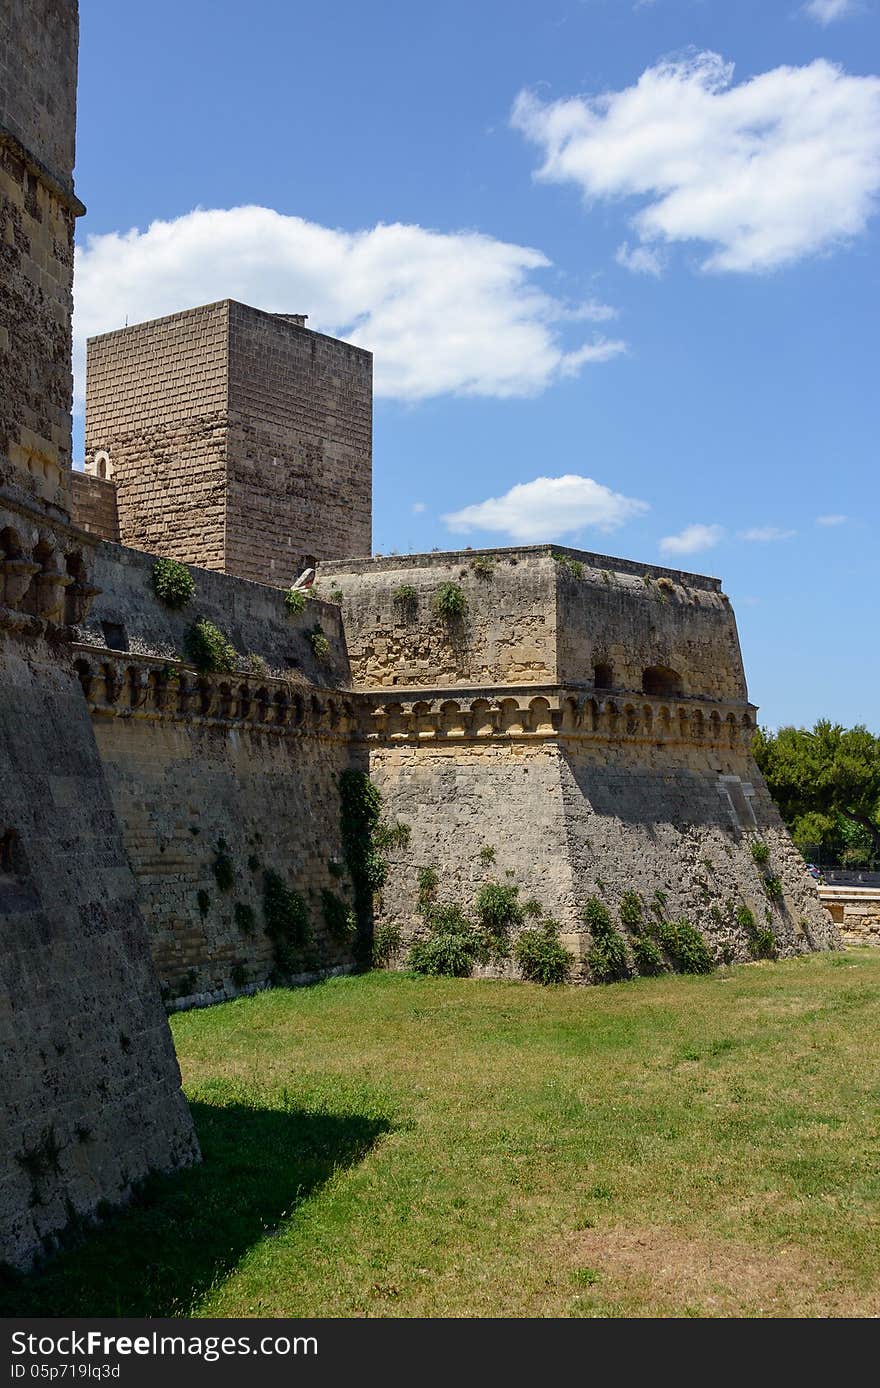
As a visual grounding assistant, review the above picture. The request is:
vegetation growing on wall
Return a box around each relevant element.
[470,556,495,578]
[212,840,234,891]
[185,619,236,674]
[433,583,466,622]
[263,869,312,976]
[308,625,331,662]
[284,587,308,616]
[552,553,584,580]
[233,902,256,936]
[339,769,388,967]
[392,584,418,618]
[321,888,356,941]
[151,557,195,609]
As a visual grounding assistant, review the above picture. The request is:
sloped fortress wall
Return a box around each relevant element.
[322,548,836,967]
[82,302,373,586]
[73,543,362,1004]
[0,0,198,1269]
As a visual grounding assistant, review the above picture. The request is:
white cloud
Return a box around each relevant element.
[512,52,880,273]
[442,474,649,543]
[73,206,625,407]
[804,0,855,24]
[659,523,724,556]
[816,512,849,525]
[738,526,796,541]
[411,501,427,514]
[615,241,664,276]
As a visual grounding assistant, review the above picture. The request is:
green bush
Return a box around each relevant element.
[632,934,667,976]
[587,934,631,983]
[584,896,631,982]
[479,844,497,866]
[583,896,612,933]
[234,902,256,936]
[657,918,714,974]
[522,896,543,919]
[619,891,644,930]
[372,921,402,966]
[763,873,784,903]
[186,619,236,674]
[321,888,356,940]
[151,556,195,609]
[750,839,770,865]
[736,904,756,932]
[284,587,308,616]
[409,931,480,977]
[514,922,573,985]
[393,584,418,614]
[471,556,495,578]
[751,926,778,959]
[309,626,331,661]
[212,840,234,891]
[417,865,439,911]
[476,881,524,939]
[434,583,467,621]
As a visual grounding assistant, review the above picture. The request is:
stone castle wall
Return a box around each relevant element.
[70,540,360,1004]
[320,548,559,688]
[365,686,836,970]
[319,546,749,700]
[84,303,230,570]
[69,471,119,541]
[0,0,83,512]
[0,0,199,1270]
[225,302,372,583]
[0,0,78,186]
[0,500,198,1271]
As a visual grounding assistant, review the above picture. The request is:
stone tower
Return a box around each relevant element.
[0,0,82,513]
[83,300,373,586]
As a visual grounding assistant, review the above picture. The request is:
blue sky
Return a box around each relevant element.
[73,0,879,730]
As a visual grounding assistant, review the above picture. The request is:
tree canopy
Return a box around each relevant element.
[753,720,880,867]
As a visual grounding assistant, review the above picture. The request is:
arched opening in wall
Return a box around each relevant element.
[593,662,613,690]
[642,665,683,698]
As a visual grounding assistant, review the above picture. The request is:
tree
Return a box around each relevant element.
[754,721,880,866]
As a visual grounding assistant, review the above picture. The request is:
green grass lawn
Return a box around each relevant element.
[5,950,880,1318]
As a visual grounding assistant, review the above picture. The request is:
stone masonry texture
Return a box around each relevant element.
[81,301,373,586]
[1,0,198,1270]
[0,0,84,512]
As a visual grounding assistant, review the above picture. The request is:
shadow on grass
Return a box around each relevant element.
[0,1094,391,1317]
